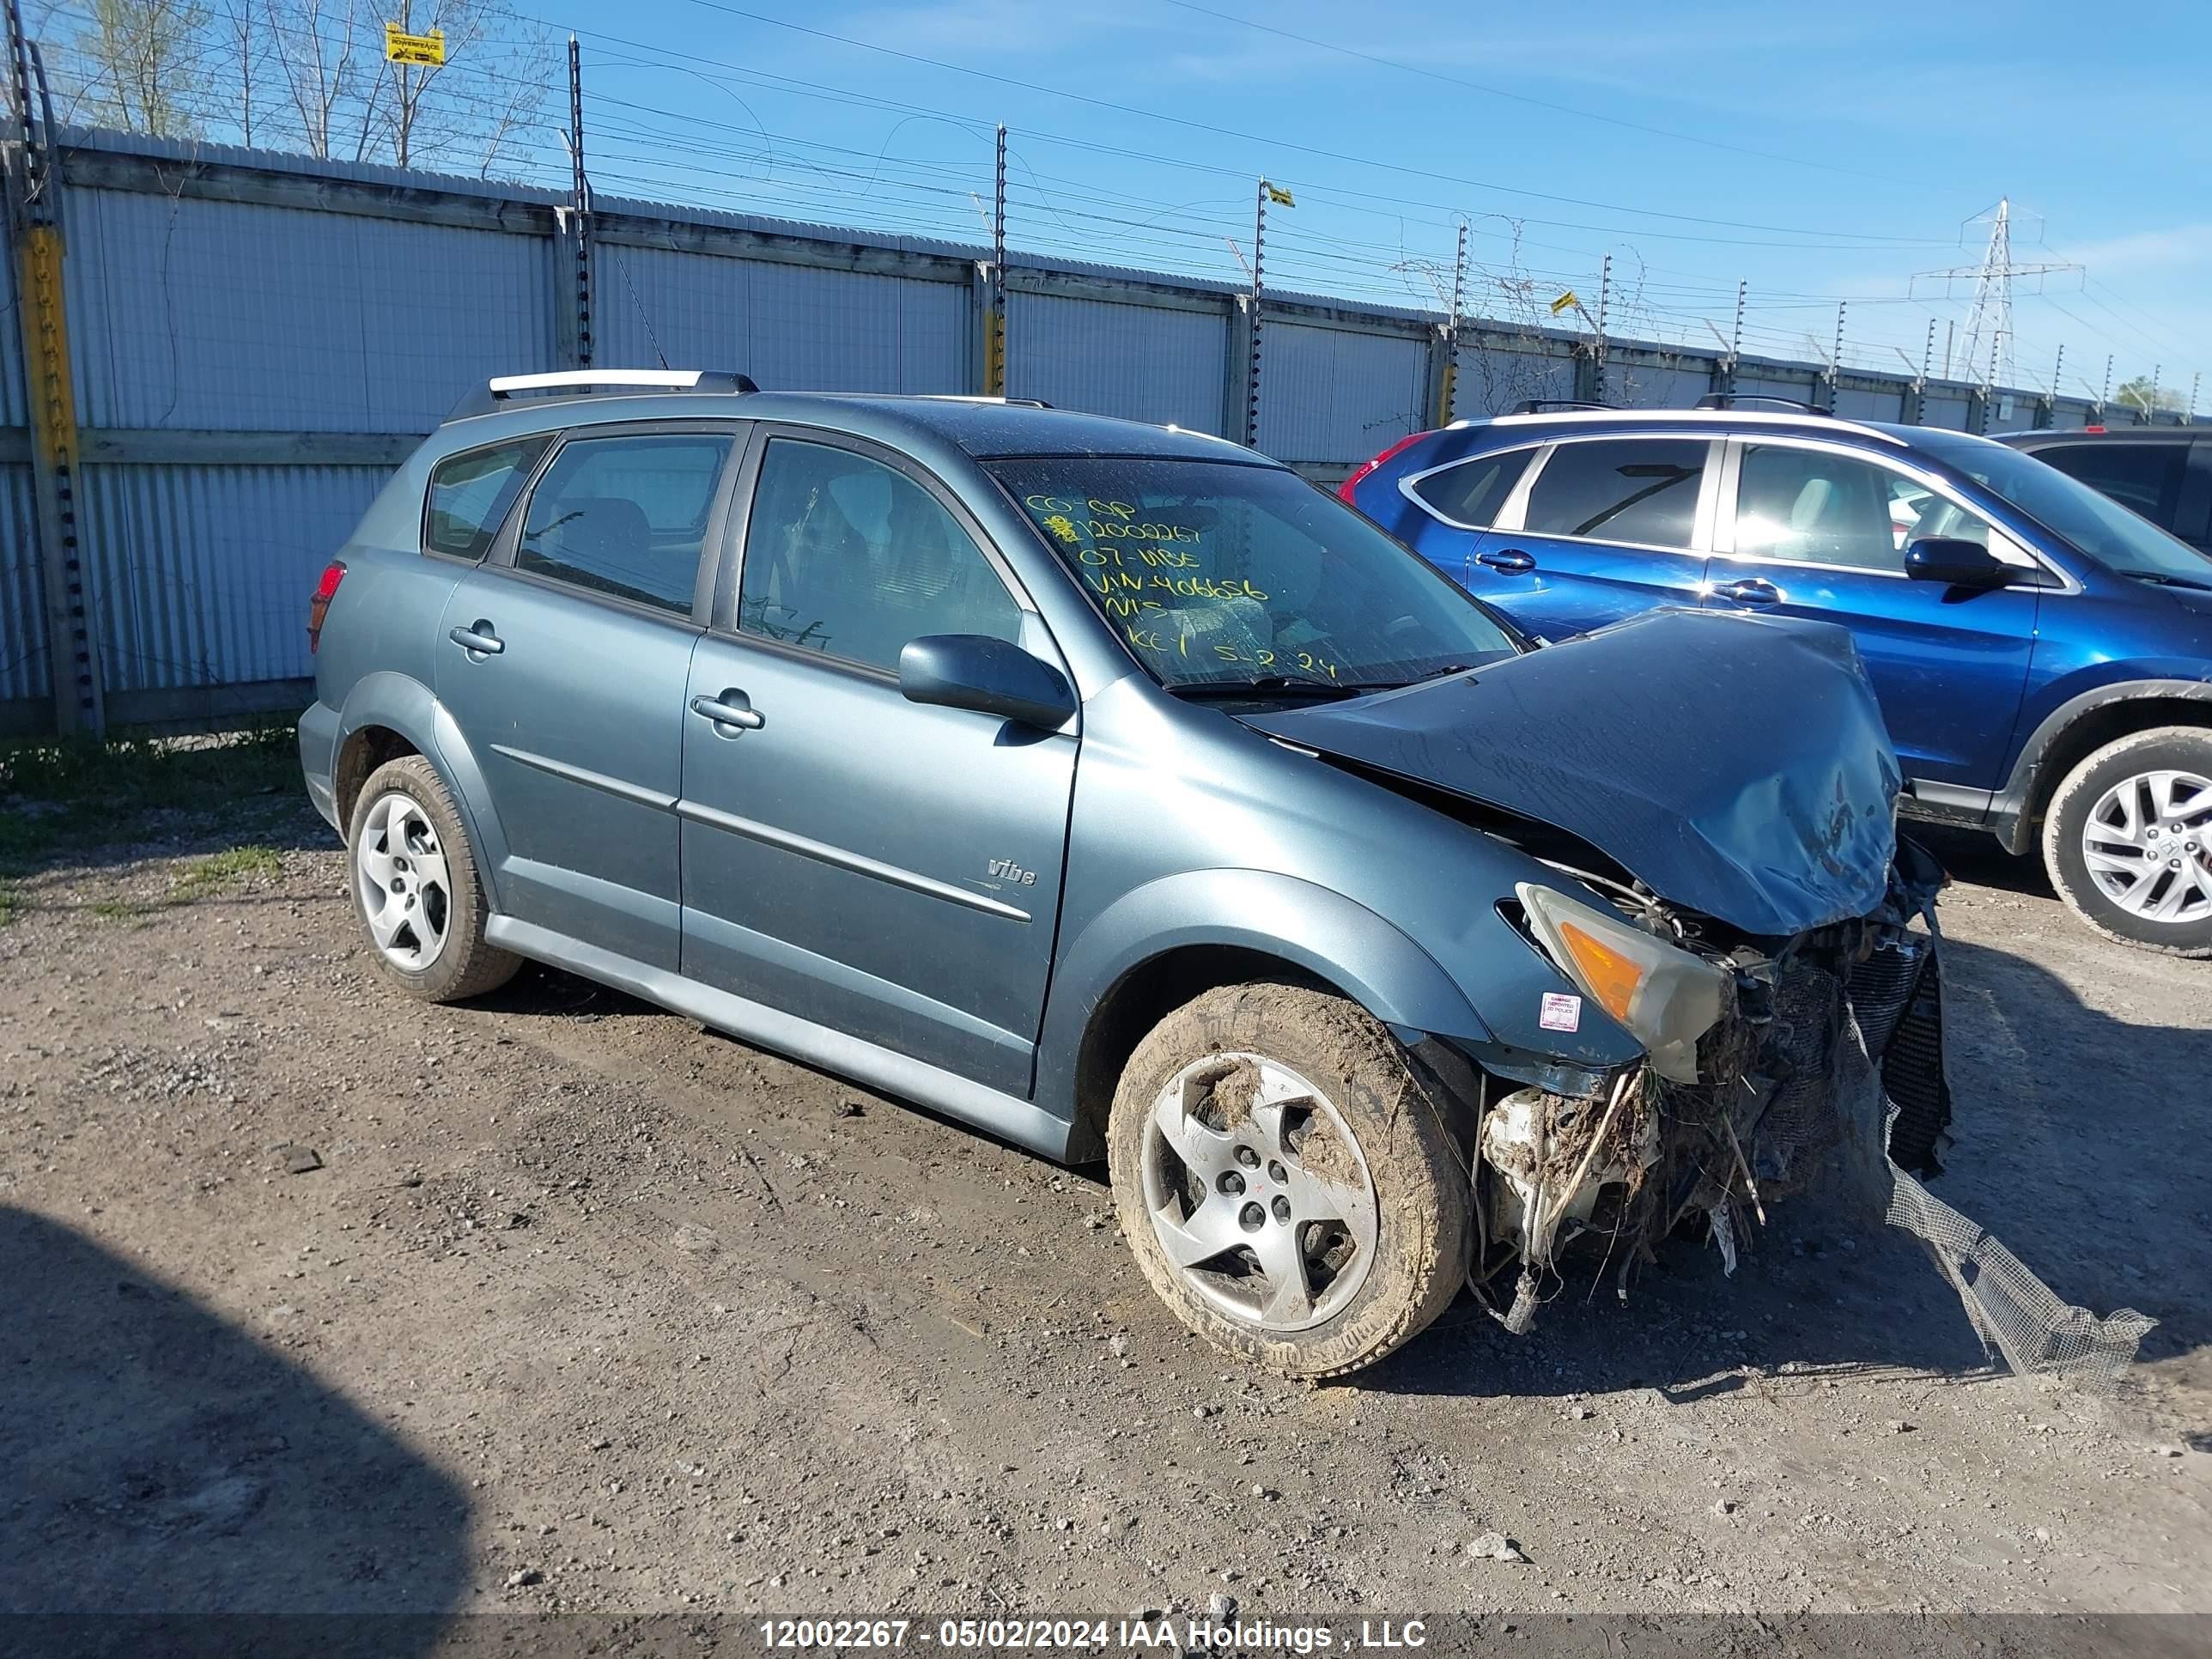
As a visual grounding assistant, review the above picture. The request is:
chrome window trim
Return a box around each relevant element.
[1713,433,2080,594]
[1395,444,1546,532]
[1495,433,1721,556]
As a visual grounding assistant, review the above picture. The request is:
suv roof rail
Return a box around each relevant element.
[1508,398,1616,415]
[1693,392,1826,416]
[911,393,1056,409]
[447,368,760,421]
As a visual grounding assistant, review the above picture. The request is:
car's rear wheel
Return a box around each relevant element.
[346,754,520,1001]
[2042,726,2212,957]
[1106,981,1469,1379]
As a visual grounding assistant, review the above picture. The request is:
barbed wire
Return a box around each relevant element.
[21,1,2201,392]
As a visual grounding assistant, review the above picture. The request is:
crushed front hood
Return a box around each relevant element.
[1243,608,1903,936]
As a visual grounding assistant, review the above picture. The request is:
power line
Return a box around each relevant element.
[653,0,1964,247]
[1150,0,1940,191]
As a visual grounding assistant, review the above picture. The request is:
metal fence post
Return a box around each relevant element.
[1426,218,1466,430]
[2033,346,2062,429]
[565,36,592,369]
[1224,293,1255,445]
[982,124,1006,398]
[1244,179,1268,447]
[5,0,100,736]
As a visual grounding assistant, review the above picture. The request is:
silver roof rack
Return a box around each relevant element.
[1486,404,1906,447]
[447,368,759,420]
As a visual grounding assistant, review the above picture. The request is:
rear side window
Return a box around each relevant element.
[1409,449,1534,527]
[2034,442,2185,529]
[1522,438,1706,548]
[423,438,548,559]
[515,433,734,616]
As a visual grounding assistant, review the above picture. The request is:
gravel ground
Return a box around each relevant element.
[3,796,2209,1623]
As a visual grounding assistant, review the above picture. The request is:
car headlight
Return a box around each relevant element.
[1515,883,1728,1083]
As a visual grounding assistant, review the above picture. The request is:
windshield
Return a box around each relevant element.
[1911,430,2212,583]
[987,457,1521,691]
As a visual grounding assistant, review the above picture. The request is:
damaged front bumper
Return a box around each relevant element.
[1452,839,2154,1385]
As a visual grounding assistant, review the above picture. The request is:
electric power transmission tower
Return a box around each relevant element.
[1911,199,2079,399]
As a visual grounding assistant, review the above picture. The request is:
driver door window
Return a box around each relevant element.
[738,439,1022,672]
[1732,445,2001,572]
[1717,441,2039,789]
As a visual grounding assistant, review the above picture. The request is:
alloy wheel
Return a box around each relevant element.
[1138,1053,1380,1334]
[2079,768,2212,925]
[355,791,453,970]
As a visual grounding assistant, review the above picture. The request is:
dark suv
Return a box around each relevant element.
[1999,427,2210,553]
[300,371,1954,1377]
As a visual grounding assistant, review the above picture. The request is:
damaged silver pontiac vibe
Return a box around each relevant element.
[307,391,2144,1381]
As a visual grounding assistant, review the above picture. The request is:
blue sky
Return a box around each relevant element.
[38,0,2203,399]
[549,0,2207,403]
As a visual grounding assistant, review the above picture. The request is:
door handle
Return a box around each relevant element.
[1711,577,1781,606]
[690,690,765,732]
[1476,548,1536,573]
[447,622,504,654]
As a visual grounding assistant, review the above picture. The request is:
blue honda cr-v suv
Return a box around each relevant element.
[1346,402,2212,957]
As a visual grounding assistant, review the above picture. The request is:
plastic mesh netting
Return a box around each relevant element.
[1832,945,2155,1389]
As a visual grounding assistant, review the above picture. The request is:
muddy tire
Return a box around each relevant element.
[2041,726,2212,958]
[1106,981,1470,1379]
[345,754,520,1002]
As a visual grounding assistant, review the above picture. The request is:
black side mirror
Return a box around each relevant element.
[899,635,1076,730]
[1905,536,2017,590]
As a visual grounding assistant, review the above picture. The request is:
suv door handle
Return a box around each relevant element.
[1711,577,1781,605]
[1476,548,1536,573]
[448,622,504,654]
[690,690,765,732]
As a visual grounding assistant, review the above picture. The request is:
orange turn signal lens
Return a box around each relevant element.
[1554,919,1646,1023]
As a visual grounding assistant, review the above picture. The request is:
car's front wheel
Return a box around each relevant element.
[1107,981,1470,1379]
[345,754,521,1001]
[2042,726,2212,957]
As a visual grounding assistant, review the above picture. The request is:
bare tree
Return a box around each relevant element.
[217,0,263,146]
[1449,219,1586,418]
[65,0,210,137]
[261,0,366,160]
[258,0,550,175]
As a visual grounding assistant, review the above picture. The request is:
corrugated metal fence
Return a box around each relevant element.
[0,128,2197,736]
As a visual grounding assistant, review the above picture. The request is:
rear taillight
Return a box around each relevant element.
[307,559,347,653]
[2082,424,2106,433]
[1337,430,1433,507]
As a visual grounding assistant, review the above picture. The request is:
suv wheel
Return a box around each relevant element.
[346,754,521,1000]
[2042,726,2212,957]
[1107,981,1469,1379]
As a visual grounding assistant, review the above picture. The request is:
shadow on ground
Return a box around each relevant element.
[0,1207,471,1650]
[386,859,2212,1424]
[1909,823,2055,900]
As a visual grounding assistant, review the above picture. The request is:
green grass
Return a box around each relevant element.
[0,723,299,866]
[0,879,15,927]
[83,844,284,924]
[169,843,283,902]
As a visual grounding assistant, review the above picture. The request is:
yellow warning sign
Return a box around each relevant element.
[384,23,446,65]
[1549,289,1579,316]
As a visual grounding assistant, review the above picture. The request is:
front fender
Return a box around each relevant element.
[1994,672,2212,849]
[1034,868,1494,1123]
[335,673,509,910]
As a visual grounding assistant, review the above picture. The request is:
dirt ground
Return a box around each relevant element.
[3,778,2209,1626]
